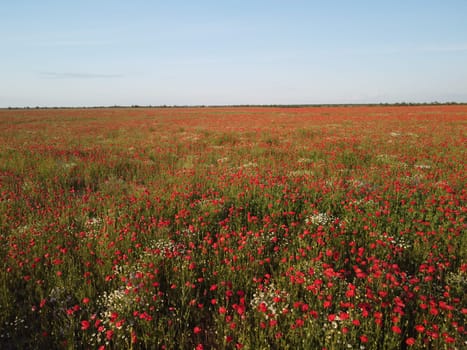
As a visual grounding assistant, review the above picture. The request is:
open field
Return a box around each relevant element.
[0,106,466,349]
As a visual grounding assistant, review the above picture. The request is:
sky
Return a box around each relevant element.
[1,0,467,107]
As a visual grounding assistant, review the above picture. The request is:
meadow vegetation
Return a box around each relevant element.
[0,106,465,349]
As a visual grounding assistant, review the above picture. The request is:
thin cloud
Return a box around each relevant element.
[328,43,467,57]
[31,38,118,48]
[39,72,124,79]
[416,44,467,53]
[377,44,467,55]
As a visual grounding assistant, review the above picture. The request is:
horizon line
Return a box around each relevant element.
[1,101,467,110]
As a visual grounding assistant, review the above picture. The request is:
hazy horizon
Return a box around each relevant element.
[2,0,467,107]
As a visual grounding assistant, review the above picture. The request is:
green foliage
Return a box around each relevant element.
[0,107,465,349]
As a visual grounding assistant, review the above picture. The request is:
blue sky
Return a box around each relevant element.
[2,0,467,107]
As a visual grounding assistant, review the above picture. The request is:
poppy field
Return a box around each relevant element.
[0,105,466,349]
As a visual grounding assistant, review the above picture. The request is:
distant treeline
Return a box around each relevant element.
[3,101,466,110]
